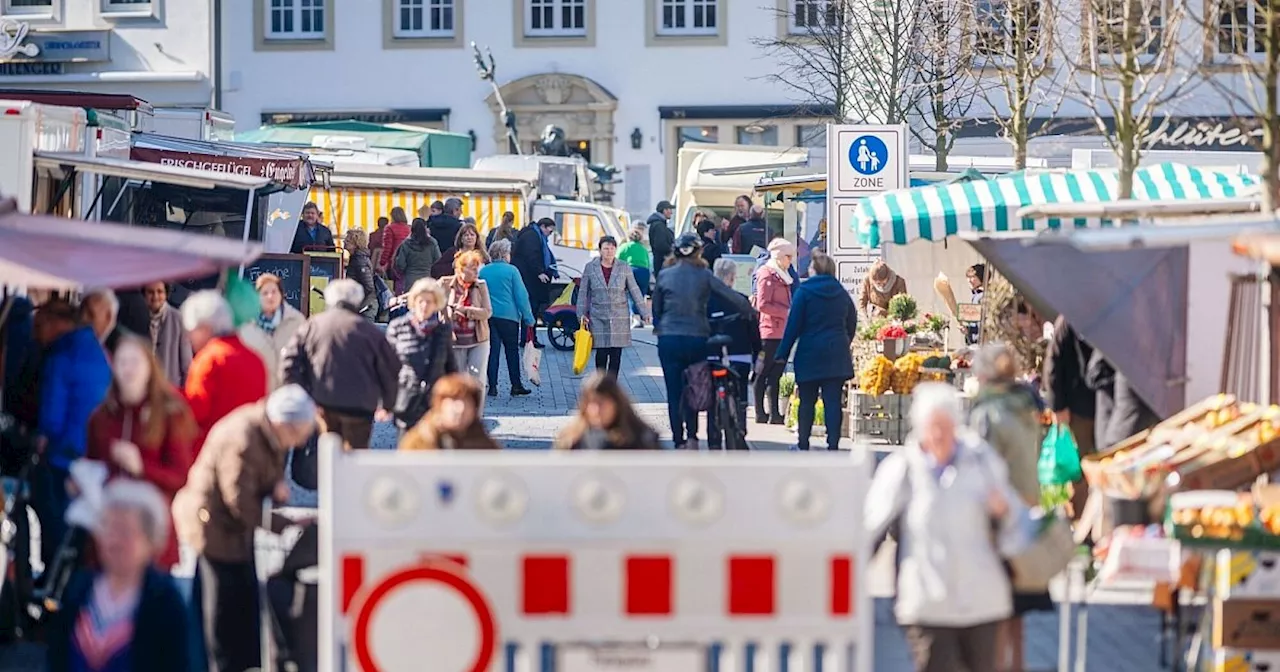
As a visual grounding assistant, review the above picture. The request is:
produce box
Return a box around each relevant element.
[1213,648,1280,671]
[1169,487,1280,550]
[1217,550,1280,598]
[851,416,906,445]
[1215,598,1280,650]
[853,392,905,419]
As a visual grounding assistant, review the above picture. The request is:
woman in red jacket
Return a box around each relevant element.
[87,335,197,569]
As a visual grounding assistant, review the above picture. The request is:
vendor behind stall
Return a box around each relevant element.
[859,260,908,319]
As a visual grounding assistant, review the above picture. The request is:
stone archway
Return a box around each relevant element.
[486,73,617,165]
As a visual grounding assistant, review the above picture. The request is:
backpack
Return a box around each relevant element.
[683,361,713,412]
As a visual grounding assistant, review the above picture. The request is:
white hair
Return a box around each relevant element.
[82,287,119,318]
[488,239,512,261]
[180,290,234,335]
[971,343,1016,383]
[750,204,766,217]
[713,258,736,283]
[909,382,964,429]
[323,278,365,307]
[100,479,170,550]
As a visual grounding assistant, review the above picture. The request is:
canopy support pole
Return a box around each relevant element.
[103,180,135,221]
[239,187,256,278]
[82,178,108,221]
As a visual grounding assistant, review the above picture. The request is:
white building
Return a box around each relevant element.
[218,0,834,212]
[0,0,213,108]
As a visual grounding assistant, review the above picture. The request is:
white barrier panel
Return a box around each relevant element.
[318,438,874,672]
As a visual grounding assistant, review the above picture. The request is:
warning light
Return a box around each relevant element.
[4,109,21,116]
[577,140,588,150]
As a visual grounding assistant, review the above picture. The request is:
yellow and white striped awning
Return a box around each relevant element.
[308,187,526,239]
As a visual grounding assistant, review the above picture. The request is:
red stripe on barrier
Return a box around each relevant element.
[830,555,853,616]
[727,555,775,616]
[418,552,469,568]
[341,554,364,613]
[625,555,673,616]
[521,554,571,615]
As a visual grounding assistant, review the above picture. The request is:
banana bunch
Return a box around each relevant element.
[858,356,894,394]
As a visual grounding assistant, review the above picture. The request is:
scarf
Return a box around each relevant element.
[148,308,164,348]
[766,259,793,286]
[872,270,898,294]
[257,307,283,335]
[412,312,442,337]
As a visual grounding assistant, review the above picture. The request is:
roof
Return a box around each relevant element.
[236,121,473,168]
[324,163,532,193]
[36,153,272,191]
[0,89,154,114]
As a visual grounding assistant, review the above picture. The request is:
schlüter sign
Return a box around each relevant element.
[130,147,312,189]
[955,116,1270,152]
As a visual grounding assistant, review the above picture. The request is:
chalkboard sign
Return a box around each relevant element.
[304,251,343,315]
[242,253,310,315]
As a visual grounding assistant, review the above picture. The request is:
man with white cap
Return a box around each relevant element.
[172,384,317,672]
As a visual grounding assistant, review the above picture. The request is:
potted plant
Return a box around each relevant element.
[876,323,908,359]
[778,372,796,422]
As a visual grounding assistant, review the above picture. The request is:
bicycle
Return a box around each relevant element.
[706,314,749,451]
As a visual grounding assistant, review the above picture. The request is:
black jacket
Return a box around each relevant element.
[512,225,556,305]
[653,261,754,338]
[702,237,725,267]
[735,217,767,255]
[1087,350,1159,449]
[427,214,462,250]
[386,315,459,427]
[290,222,336,254]
[47,568,189,672]
[1044,318,1097,418]
[708,291,761,359]
[345,249,379,317]
[648,214,674,266]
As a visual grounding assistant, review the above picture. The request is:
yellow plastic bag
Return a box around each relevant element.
[572,327,593,375]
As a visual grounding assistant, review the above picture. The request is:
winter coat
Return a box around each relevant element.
[440,276,493,344]
[653,261,754,338]
[754,264,793,340]
[512,225,556,308]
[289,222,335,254]
[478,261,535,325]
[775,275,857,384]
[865,432,1030,628]
[385,315,459,428]
[172,402,286,563]
[47,568,188,672]
[345,249,379,318]
[86,390,197,567]
[427,214,463,251]
[1086,351,1159,450]
[617,240,651,270]
[647,215,674,269]
[1044,318,1097,419]
[381,222,411,273]
[39,326,112,470]
[400,419,501,451]
[394,237,442,289]
[734,218,768,256]
[184,334,268,453]
[708,291,762,359]
[701,237,725,267]
[578,259,647,349]
[238,304,307,391]
[149,303,193,389]
[969,383,1043,506]
[280,305,401,415]
[859,274,908,318]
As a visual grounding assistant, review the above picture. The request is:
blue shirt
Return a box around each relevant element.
[39,326,112,470]
[478,261,536,325]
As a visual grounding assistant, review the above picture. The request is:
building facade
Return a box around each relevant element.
[0,0,213,108]
[219,0,834,212]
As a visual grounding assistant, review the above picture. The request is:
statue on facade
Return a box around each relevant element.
[536,125,571,157]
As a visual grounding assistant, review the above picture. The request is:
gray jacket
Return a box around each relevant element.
[652,261,752,338]
[865,431,1031,628]
[578,258,648,349]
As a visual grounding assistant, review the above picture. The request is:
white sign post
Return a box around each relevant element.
[826,124,910,299]
[318,440,875,672]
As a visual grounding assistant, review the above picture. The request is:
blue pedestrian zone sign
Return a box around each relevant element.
[849,135,888,176]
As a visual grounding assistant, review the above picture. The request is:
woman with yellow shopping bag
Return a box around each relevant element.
[572,327,593,375]
[577,236,650,377]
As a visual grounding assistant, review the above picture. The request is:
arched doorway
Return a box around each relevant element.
[485,73,618,165]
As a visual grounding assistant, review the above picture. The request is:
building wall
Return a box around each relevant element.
[219,0,827,209]
[0,0,212,107]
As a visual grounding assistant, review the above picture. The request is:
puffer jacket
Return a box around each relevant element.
[969,383,1042,505]
[652,261,753,338]
[345,249,378,317]
[754,264,792,339]
[395,237,442,289]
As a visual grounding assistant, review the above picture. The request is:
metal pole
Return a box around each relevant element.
[103,179,133,221]
[472,42,522,156]
[239,187,256,278]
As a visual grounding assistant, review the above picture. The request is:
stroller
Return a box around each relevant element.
[542,277,581,351]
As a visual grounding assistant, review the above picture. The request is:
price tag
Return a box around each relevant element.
[559,644,704,672]
[957,302,982,323]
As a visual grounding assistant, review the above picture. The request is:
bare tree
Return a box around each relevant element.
[911,0,984,170]
[1055,0,1198,197]
[973,0,1062,169]
[755,0,926,125]
[1191,0,1280,209]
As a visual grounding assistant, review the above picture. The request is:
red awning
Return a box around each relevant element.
[0,200,262,290]
[0,89,154,114]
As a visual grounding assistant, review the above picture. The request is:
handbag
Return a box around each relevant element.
[975,447,1076,592]
[393,379,431,427]
[572,328,593,375]
[683,362,713,412]
[523,340,542,387]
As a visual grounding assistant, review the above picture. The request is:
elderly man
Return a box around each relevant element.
[142,282,193,387]
[80,287,125,354]
[427,196,464,250]
[280,279,400,450]
[647,199,675,280]
[181,290,269,453]
[173,384,318,672]
[734,204,769,256]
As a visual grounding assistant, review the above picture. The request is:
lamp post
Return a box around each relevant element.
[472,42,521,155]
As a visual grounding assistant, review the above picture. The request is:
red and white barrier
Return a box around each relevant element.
[318,441,874,672]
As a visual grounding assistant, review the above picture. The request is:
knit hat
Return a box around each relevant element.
[767,238,796,258]
[266,384,317,425]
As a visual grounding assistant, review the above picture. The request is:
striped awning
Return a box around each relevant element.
[853,163,1260,247]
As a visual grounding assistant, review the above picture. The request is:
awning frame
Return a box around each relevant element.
[36,153,271,191]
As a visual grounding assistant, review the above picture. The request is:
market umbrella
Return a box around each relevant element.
[0,199,264,290]
[965,234,1188,418]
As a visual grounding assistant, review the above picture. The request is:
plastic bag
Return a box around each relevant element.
[1039,422,1083,486]
[572,328,593,375]
[524,341,542,386]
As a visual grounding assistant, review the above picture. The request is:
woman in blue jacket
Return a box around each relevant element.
[774,250,857,450]
[478,239,536,397]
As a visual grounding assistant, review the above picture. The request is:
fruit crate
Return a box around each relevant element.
[853,392,907,419]
[851,416,907,445]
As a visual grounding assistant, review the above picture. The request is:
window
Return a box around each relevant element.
[973,0,1044,60]
[267,0,326,40]
[101,0,152,15]
[658,0,717,35]
[790,0,839,34]
[395,0,454,37]
[1217,0,1266,57]
[525,0,586,37]
[736,125,779,146]
[676,125,719,149]
[4,0,53,14]
[1093,0,1163,57]
[797,124,827,148]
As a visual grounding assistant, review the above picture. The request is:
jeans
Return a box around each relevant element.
[797,378,846,450]
[197,556,261,672]
[707,361,751,448]
[595,347,623,376]
[487,317,524,389]
[30,462,70,571]
[657,335,706,446]
[753,339,785,420]
[629,267,651,316]
[453,342,492,411]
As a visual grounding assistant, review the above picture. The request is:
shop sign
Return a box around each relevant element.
[0,20,109,65]
[130,147,311,188]
[957,116,1268,152]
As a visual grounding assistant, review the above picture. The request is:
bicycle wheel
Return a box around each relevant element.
[712,388,734,451]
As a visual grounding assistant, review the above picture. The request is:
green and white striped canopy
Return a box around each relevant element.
[853,163,1260,247]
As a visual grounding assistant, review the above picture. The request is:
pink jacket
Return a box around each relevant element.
[755,265,792,339]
